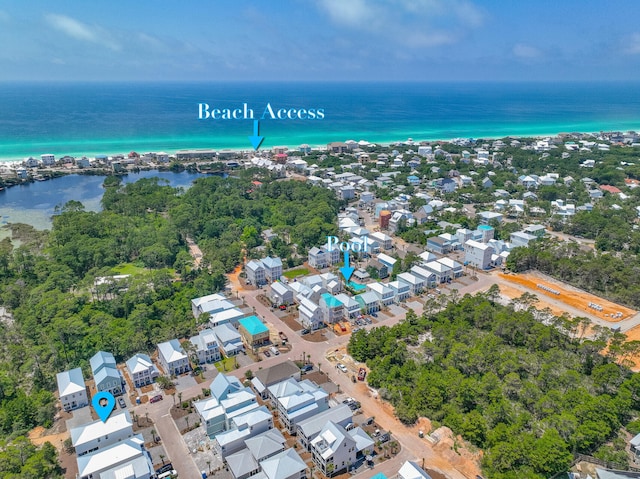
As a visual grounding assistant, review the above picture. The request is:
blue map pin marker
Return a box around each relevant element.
[92,391,116,422]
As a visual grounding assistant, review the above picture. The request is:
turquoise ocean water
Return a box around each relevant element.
[1,82,640,160]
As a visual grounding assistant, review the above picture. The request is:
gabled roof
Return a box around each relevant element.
[398,461,433,479]
[90,351,116,375]
[253,360,300,388]
[56,368,85,397]
[262,256,283,269]
[71,411,132,448]
[260,448,307,479]
[297,404,352,439]
[226,448,259,478]
[311,421,356,459]
[210,373,243,401]
[348,426,374,452]
[94,366,121,386]
[76,436,145,478]
[245,429,286,462]
[125,353,155,375]
[157,339,187,363]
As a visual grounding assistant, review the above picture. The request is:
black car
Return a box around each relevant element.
[301,329,310,335]
[379,433,390,443]
[118,397,126,408]
[300,364,313,372]
[156,464,174,475]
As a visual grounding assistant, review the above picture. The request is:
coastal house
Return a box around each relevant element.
[388,280,410,302]
[246,260,267,286]
[355,291,380,314]
[334,293,360,319]
[269,281,293,306]
[262,257,283,282]
[366,282,394,306]
[157,339,190,376]
[212,323,245,356]
[56,368,88,412]
[250,361,301,399]
[464,240,494,270]
[71,411,134,456]
[76,436,153,479]
[261,448,308,479]
[214,406,273,458]
[238,315,270,348]
[311,422,357,477]
[319,293,344,325]
[397,272,425,295]
[268,378,329,433]
[90,351,124,397]
[298,297,323,330]
[297,404,353,450]
[189,329,222,364]
[398,461,434,479]
[125,353,159,388]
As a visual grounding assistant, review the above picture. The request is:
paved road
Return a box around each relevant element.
[145,255,493,479]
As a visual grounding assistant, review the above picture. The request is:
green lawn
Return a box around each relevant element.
[283,268,309,279]
[214,356,238,372]
[111,263,148,276]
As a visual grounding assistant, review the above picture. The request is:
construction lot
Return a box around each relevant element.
[496,271,637,322]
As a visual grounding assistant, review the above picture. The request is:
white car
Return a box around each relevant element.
[336,363,348,373]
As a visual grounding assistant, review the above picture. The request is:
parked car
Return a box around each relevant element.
[301,329,310,335]
[300,363,313,372]
[118,397,126,408]
[336,363,348,373]
[379,433,390,443]
[264,350,271,358]
[279,305,287,310]
[371,312,378,318]
[150,394,163,403]
[156,463,174,475]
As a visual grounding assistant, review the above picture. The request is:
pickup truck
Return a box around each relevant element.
[278,331,288,341]
[357,367,367,381]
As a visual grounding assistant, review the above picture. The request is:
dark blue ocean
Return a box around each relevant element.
[1,82,640,160]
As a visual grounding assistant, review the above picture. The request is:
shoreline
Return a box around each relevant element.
[0,127,637,164]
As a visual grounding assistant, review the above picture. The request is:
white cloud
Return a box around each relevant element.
[624,32,640,54]
[513,43,542,59]
[316,0,379,28]
[45,13,120,51]
[316,0,483,49]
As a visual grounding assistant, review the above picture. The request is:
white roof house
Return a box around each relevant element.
[157,339,190,376]
[212,323,245,356]
[76,436,150,479]
[209,307,245,328]
[245,428,287,462]
[125,353,159,388]
[260,448,308,479]
[268,378,329,433]
[310,421,357,476]
[398,461,433,479]
[71,411,134,456]
[377,253,397,269]
[56,367,88,412]
[296,404,353,449]
[191,293,226,317]
[215,406,273,458]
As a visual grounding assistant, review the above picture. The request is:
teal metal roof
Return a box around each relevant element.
[478,224,494,230]
[239,315,269,336]
[321,293,343,308]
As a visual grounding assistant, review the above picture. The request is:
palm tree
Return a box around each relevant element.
[160,454,165,465]
[151,429,157,444]
[207,460,212,475]
[178,392,183,407]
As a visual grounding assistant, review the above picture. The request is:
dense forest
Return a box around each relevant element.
[348,289,640,479]
[506,239,640,309]
[0,173,339,475]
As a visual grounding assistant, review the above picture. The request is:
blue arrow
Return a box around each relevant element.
[248,120,264,150]
[339,250,355,282]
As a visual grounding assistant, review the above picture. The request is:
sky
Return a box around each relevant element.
[1,0,639,82]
